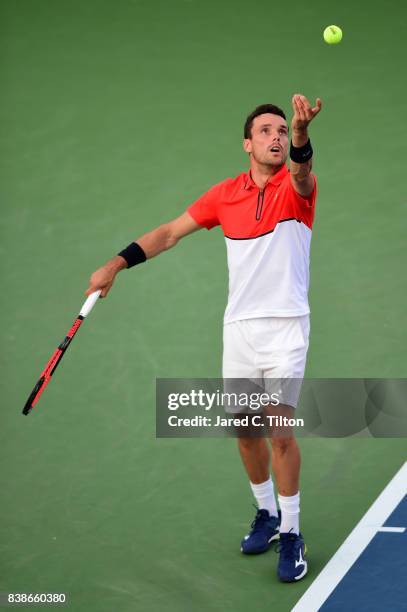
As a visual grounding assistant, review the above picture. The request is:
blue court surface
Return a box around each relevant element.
[293,462,407,612]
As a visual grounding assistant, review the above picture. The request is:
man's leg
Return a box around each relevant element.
[267,415,307,582]
[238,436,279,518]
[237,435,280,554]
[260,314,309,523]
[271,436,301,496]
[270,432,307,582]
[238,436,269,485]
[222,320,279,551]
[271,435,301,535]
[267,404,301,534]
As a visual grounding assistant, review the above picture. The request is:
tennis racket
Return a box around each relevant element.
[22,290,101,415]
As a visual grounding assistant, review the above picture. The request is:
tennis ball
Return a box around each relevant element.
[323,25,343,44]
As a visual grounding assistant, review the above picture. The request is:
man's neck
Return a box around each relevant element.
[249,161,284,190]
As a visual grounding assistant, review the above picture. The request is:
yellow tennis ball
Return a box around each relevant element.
[323,25,343,44]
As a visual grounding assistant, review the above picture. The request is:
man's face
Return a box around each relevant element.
[243,113,289,167]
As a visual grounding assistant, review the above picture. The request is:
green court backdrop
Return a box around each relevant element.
[1,1,406,610]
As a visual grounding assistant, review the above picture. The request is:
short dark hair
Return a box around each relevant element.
[244,104,287,139]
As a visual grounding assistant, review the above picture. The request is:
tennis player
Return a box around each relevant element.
[86,93,321,582]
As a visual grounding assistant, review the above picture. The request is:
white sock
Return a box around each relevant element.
[250,477,278,518]
[278,492,300,535]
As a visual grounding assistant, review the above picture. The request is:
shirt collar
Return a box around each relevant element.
[243,164,288,190]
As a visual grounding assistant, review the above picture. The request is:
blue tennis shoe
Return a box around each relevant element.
[277,531,308,582]
[241,508,281,554]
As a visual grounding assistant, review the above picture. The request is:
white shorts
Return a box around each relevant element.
[222,316,310,410]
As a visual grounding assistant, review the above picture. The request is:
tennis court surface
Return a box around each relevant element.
[294,462,407,611]
[1,0,406,610]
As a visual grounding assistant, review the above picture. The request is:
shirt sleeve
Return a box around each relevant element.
[187,183,222,230]
[287,173,317,209]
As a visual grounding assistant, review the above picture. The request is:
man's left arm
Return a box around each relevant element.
[289,94,322,198]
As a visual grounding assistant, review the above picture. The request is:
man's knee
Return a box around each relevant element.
[270,436,298,454]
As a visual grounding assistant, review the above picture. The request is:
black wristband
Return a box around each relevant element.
[118,242,147,268]
[290,139,313,163]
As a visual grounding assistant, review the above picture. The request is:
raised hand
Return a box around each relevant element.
[291,94,322,132]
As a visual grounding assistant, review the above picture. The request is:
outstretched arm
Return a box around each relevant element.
[290,94,322,197]
[86,211,202,297]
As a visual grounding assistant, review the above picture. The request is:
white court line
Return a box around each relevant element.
[377,526,405,533]
[292,461,407,612]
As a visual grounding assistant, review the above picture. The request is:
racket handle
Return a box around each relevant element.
[80,290,101,318]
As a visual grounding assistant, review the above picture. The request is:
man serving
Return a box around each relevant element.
[87,93,322,582]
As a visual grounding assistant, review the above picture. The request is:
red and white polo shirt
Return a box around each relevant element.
[187,164,317,324]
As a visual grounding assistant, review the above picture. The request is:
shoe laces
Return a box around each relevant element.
[250,505,271,533]
[275,529,298,559]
